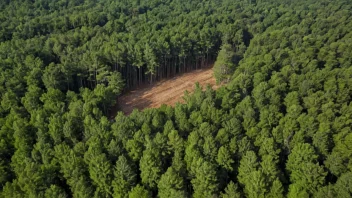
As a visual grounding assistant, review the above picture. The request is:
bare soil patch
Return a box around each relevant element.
[113,66,219,115]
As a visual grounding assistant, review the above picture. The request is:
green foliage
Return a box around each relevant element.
[44,185,68,198]
[128,184,151,198]
[112,155,136,198]
[140,147,163,189]
[217,145,234,171]
[158,167,187,198]
[191,158,219,198]
[221,181,242,198]
[214,43,235,83]
[1,0,352,197]
[287,144,327,195]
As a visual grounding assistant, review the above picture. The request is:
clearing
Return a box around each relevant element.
[113,66,219,115]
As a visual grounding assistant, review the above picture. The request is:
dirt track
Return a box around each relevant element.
[115,66,218,115]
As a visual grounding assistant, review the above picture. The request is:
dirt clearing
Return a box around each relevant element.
[114,66,219,115]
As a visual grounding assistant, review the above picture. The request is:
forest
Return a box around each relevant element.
[0,0,352,197]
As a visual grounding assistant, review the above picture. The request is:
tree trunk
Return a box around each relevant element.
[183,57,186,73]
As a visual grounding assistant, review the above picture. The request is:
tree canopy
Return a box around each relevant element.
[1,0,352,197]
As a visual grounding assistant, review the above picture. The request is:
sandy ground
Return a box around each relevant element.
[113,66,218,115]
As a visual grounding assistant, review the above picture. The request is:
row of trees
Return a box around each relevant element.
[0,0,256,91]
[1,0,352,197]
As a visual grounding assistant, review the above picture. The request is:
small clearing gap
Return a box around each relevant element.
[111,66,219,116]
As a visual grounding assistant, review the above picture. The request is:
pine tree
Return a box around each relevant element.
[112,155,136,198]
[158,167,187,198]
[213,42,235,83]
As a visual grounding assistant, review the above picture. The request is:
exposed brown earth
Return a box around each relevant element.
[113,66,219,115]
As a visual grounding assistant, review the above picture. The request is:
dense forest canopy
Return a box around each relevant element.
[1,0,352,197]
